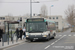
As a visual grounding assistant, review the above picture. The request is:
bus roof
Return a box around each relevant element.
[25,18,55,23]
[44,19,55,23]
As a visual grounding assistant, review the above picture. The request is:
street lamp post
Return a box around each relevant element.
[30,0,32,18]
[30,0,39,18]
[50,6,51,17]
[50,5,54,16]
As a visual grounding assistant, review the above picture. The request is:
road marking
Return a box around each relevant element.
[68,35,71,36]
[73,35,75,36]
[56,35,57,36]
[59,35,62,36]
[55,35,75,37]
[65,42,75,43]
[55,40,58,43]
[45,45,50,49]
[64,35,66,36]
[44,35,65,50]
[51,42,55,45]
[54,34,75,37]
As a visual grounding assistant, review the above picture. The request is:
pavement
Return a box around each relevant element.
[2,29,75,50]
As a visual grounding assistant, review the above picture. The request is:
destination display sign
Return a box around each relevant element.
[27,18,44,22]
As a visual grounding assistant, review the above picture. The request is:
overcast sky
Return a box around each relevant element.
[0,0,75,18]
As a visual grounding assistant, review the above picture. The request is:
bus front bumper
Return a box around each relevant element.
[26,35,48,40]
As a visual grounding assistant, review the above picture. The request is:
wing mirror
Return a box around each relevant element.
[46,22,48,25]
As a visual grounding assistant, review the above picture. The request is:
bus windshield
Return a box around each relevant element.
[26,22,46,32]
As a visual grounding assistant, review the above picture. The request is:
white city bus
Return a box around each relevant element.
[24,18,56,41]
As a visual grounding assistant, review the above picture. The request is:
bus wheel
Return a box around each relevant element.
[46,38,50,41]
[53,33,56,39]
[30,40,33,42]
[46,35,50,41]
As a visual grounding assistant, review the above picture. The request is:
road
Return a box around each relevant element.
[4,29,75,50]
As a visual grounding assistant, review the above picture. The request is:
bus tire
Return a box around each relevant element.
[30,40,33,42]
[46,35,50,41]
[52,33,56,39]
[49,34,50,39]
[46,39,49,41]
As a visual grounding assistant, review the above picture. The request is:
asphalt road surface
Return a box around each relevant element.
[4,29,75,50]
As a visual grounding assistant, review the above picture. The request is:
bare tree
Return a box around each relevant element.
[65,5,75,31]
[40,5,48,18]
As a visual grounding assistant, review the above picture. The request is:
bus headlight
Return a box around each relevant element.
[42,32,48,35]
[43,35,47,37]
[26,35,29,37]
[26,32,30,35]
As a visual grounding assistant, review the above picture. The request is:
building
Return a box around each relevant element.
[0,16,23,32]
[0,17,5,31]
[48,15,69,31]
[48,15,63,31]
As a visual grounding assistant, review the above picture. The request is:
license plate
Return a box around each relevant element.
[34,38,38,39]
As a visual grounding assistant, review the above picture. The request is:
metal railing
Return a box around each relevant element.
[0,30,25,47]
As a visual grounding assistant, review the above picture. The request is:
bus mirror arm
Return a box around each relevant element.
[46,22,48,25]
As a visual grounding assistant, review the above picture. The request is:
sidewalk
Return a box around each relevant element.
[0,35,26,49]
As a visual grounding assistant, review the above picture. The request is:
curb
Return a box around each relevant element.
[0,40,25,50]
